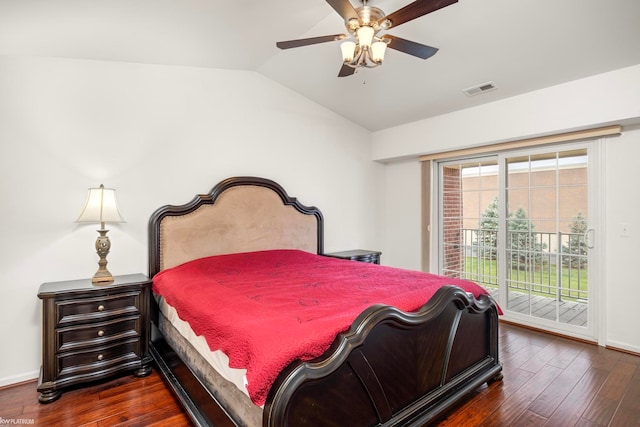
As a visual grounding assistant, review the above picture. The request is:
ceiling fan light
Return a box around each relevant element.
[371,41,387,62]
[340,41,356,62]
[356,26,374,47]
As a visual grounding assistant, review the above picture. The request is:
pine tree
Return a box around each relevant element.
[562,211,588,268]
[508,207,547,272]
[476,198,547,270]
[477,196,500,259]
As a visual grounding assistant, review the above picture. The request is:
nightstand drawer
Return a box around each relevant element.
[57,291,140,325]
[58,340,140,378]
[58,316,140,352]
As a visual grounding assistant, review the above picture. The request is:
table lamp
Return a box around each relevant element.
[75,184,125,283]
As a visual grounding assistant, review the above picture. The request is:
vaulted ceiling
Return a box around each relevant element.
[2,0,640,131]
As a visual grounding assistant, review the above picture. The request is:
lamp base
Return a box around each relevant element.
[92,228,115,285]
[92,270,115,284]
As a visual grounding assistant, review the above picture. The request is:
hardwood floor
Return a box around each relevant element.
[436,323,640,426]
[2,322,639,426]
[0,370,190,426]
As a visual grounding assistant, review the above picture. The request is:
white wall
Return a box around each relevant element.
[603,126,640,352]
[0,56,383,385]
[372,64,640,162]
[374,65,640,354]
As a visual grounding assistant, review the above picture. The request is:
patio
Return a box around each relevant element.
[487,287,588,327]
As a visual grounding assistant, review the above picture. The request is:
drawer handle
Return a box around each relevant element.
[97,330,105,337]
[97,305,105,312]
[97,354,104,361]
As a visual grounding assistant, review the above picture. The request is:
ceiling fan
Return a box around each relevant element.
[276,0,457,77]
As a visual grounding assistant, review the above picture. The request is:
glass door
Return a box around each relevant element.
[503,148,590,328]
[437,144,595,338]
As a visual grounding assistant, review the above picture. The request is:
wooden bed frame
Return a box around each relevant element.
[148,176,502,427]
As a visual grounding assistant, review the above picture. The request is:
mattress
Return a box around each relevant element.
[157,299,262,427]
[158,296,250,397]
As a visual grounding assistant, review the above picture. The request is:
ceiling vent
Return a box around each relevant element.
[463,81,497,97]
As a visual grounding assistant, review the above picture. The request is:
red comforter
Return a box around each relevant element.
[152,249,491,406]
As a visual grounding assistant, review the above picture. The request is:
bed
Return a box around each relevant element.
[147,176,502,427]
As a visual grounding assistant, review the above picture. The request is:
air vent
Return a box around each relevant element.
[463,81,497,97]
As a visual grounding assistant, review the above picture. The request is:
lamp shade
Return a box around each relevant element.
[357,26,374,47]
[341,41,356,62]
[76,184,125,225]
[371,41,387,62]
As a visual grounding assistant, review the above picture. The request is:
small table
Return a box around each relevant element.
[324,249,382,265]
[37,274,152,403]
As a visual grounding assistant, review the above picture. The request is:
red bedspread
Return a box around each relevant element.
[152,249,492,406]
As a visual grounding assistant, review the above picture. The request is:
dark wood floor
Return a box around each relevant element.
[437,322,640,426]
[0,370,190,426]
[2,322,639,426]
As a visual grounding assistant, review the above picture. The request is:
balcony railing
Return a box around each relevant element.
[444,228,588,302]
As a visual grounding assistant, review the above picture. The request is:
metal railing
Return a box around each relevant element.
[444,228,588,302]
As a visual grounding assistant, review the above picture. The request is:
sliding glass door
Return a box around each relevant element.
[436,143,596,338]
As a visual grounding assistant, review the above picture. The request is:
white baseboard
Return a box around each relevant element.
[0,370,39,388]
[606,339,640,356]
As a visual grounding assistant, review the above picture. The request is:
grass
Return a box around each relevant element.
[462,256,588,302]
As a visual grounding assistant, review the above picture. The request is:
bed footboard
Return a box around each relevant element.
[264,285,502,427]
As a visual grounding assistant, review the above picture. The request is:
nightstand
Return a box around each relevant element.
[324,249,382,265]
[37,274,152,403]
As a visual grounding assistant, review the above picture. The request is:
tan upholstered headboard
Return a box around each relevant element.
[148,177,324,276]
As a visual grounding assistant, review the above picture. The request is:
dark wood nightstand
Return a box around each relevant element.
[324,249,382,265]
[37,274,152,403]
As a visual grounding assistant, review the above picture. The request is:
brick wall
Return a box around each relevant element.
[442,167,463,277]
[461,167,587,232]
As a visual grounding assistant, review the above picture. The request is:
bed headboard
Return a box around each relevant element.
[148,176,324,277]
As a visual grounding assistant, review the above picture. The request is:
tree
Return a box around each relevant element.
[476,198,547,271]
[508,207,547,274]
[477,196,500,259]
[562,211,588,268]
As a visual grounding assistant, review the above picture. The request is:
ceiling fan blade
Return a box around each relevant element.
[276,34,347,50]
[326,0,360,22]
[384,34,438,59]
[338,63,356,77]
[379,0,457,29]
